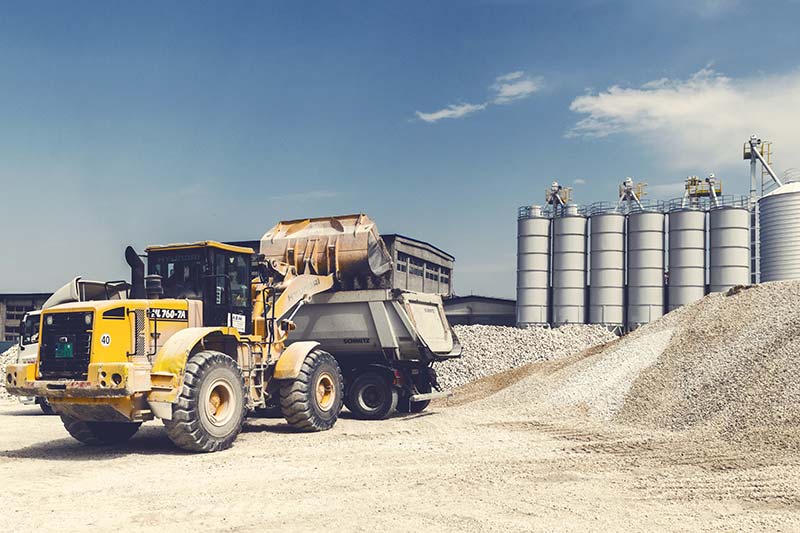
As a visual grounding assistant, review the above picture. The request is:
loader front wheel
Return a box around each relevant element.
[279,349,343,431]
[61,416,141,445]
[346,371,398,420]
[164,350,247,453]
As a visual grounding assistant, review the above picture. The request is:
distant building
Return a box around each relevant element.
[381,234,454,297]
[227,233,455,297]
[444,295,516,326]
[0,293,50,351]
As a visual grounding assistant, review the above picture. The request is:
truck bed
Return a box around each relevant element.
[288,289,461,363]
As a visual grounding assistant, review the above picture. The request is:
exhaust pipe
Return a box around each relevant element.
[144,275,163,299]
[125,246,146,300]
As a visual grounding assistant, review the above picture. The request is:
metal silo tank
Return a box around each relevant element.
[589,212,624,328]
[516,207,551,326]
[626,211,664,330]
[552,206,587,326]
[709,206,750,292]
[668,208,706,310]
[759,182,800,281]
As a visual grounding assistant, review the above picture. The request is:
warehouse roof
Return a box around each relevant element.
[382,234,455,262]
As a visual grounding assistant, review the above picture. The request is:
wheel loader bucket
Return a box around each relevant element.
[260,214,393,279]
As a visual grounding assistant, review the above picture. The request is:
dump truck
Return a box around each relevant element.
[5,214,457,452]
[260,217,460,419]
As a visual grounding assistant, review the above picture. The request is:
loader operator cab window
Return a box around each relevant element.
[147,245,252,334]
[215,253,249,308]
[150,252,203,299]
[21,314,40,346]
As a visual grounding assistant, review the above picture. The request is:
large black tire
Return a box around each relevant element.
[61,415,141,445]
[163,350,247,452]
[346,371,398,420]
[397,376,431,414]
[279,349,343,431]
[37,397,55,415]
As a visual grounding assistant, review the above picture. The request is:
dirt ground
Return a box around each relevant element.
[3,375,800,532]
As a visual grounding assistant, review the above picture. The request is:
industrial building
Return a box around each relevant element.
[516,135,800,331]
[0,292,50,352]
[443,295,516,326]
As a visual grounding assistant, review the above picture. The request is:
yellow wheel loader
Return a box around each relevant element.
[5,214,394,452]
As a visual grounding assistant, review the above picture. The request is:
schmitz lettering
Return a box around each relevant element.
[148,308,188,321]
[343,338,371,344]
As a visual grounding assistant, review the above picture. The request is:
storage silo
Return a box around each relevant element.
[759,182,800,281]
[627,211,664,330]
[588,211,625,328]
[516,206,551,326]
[552,205,587,326]
[668,208,706,310]
[709,206,750,292]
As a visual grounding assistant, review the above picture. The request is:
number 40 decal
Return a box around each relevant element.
[100,334,111,347]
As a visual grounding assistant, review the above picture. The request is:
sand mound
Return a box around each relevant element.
[617,281,800,448]
[455,280,800,450]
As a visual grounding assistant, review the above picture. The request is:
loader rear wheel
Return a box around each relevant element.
[163,350,247,453]
[279,349,343,431]
[346,371,398,420]
[61,415,141,445]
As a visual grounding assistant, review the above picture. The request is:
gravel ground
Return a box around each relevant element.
[436,324,616,389]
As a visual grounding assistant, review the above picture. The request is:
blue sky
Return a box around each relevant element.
[2,0,800,297]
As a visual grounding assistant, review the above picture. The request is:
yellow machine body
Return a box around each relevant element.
[5,242,334,423]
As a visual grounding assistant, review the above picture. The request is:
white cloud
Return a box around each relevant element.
[491,72,541,104]
[414,70,541,123]
[568,68,800,173]
[495,71,524,82]
[415,102,488,123]
[574,178,587,185]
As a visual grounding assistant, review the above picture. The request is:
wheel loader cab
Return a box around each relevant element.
[145,242,254,334]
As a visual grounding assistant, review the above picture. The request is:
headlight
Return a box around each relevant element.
[84,313,93,326]
[46,315,54,326]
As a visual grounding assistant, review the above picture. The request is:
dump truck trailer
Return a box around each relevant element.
[289,288,461,418]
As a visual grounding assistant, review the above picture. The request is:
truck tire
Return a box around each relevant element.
[164,350,247,453]
[37,397,55,415]
[279,349,343,431]
[397,377,432,414]
[61,415,141,445]
[346,371,398,420]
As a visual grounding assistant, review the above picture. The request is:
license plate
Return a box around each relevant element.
[55,342,74,359]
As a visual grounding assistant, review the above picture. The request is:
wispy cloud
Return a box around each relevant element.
[414,71,541,123]
[491,71,541,104]
[415,102,488,123]
[574,178,587,185]
[269,190,340,201]
[567,67,800,172]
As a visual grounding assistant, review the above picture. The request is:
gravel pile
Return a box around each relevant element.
[616,280,800,449]
[0,345,18,401]
[436,324,616,389]
[543,328,675,420]
[506,281,800,450]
